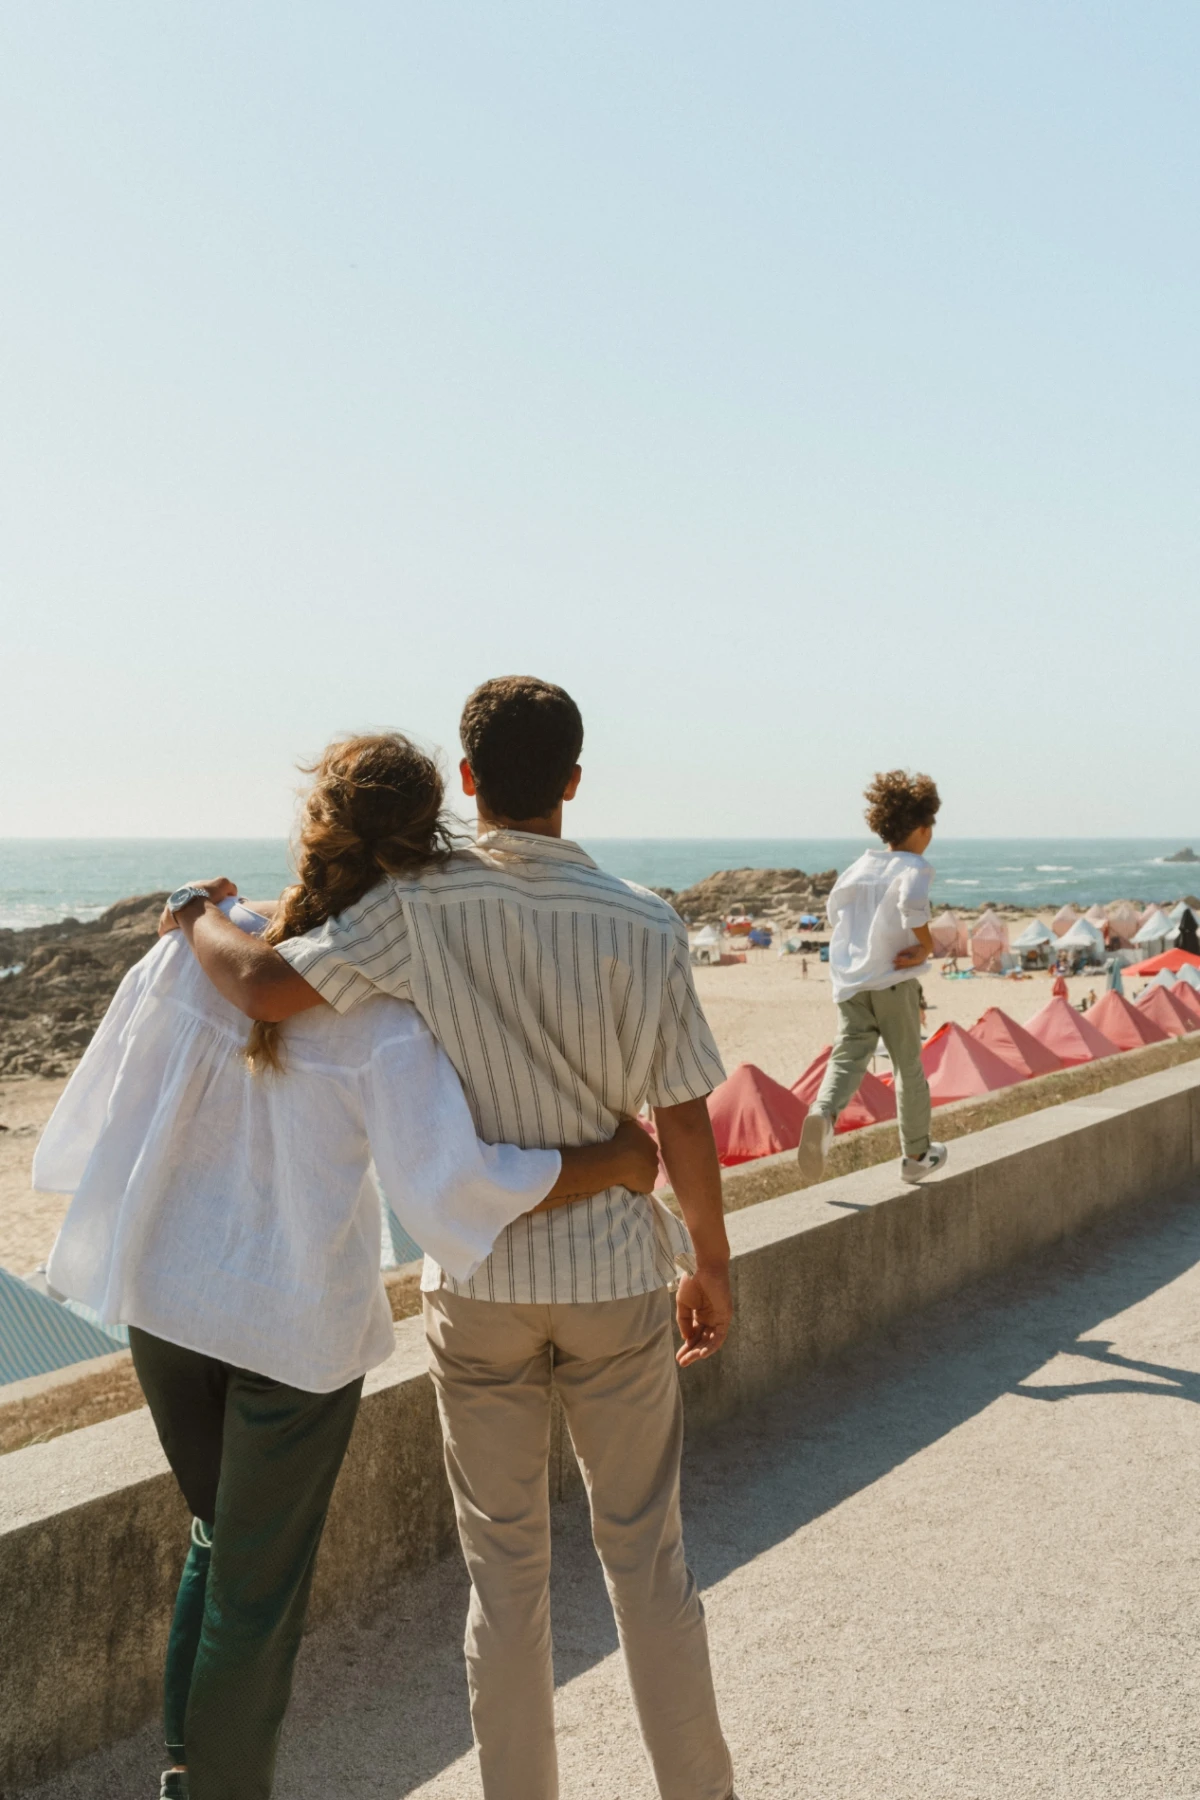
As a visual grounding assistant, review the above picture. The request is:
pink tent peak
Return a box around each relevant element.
[1085,990,1170,1051]
[1023,996,1120,1068]
[790,1047,897,1132]
[707,1063,806,1166]
[1135,985,1196,1040]
[1169,982,1200,1028]
[1051,904,1081,936]
[968,1007,1063,1077]
[920,1022,1024,1105]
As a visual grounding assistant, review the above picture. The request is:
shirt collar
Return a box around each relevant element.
[474,828,599,871]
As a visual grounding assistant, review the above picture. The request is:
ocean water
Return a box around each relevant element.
[2,838,1200,931]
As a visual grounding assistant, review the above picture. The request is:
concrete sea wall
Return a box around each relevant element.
[3,1061,1200,1789]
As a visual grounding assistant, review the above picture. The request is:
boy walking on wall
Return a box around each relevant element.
[797,770,948,1188]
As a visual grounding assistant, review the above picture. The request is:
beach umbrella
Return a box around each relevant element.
[0,1267,118,1385]
[920,1022,1024,1105]
[1086,991,1170,1051]
[707,1063,806,1166]
[1123,947,1200,977]
[1105,962,1125,995]
[1135,986,1195,1039]
[968,1008,1063,1078]
[1023,996,1120,1068]
[790,1048,896,1132]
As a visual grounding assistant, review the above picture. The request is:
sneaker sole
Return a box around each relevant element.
[796,1115,830,1185]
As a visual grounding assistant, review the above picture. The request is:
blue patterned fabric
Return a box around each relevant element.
[0,1266,119,1385]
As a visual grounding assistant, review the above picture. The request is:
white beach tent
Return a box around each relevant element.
[1175,963,1200,992]
[1168,902,1191,924]
[1146,967,1179,990]
[1133,908,1173,952]
[1055,917,1107,962]
[1012,918,1056,967]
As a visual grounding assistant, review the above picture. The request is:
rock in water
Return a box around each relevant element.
[669,867,837,923]
[0,893,169,1078]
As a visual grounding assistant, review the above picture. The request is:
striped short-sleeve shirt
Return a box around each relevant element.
[277,829,726,1305]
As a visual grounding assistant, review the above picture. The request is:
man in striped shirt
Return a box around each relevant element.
[171,677,735,1800]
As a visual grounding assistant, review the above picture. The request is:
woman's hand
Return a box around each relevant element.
[609,1116,662,1194]
[535,1116,661,1210]
[158,878,237,935]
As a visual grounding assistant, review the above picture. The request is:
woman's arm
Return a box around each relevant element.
[533,1118,660,1210]
[160,885,323,1020]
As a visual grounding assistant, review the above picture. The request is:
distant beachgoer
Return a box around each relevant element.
[1052,973,1069,1000]
[801,956,809,978]
[797,770,947,1188]
[35,737,655,1800]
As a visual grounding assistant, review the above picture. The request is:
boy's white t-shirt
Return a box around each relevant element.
[824,849,934,1003]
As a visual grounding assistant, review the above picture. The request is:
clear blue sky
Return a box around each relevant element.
[3,4,1198,840]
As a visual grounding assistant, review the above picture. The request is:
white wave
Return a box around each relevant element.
[945,879,981,887]
[1036,865,1074,872]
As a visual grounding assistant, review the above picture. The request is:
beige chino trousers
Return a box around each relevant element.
[424,1287,733,1800]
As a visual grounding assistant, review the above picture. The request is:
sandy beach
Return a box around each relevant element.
[0,953,1105,1279]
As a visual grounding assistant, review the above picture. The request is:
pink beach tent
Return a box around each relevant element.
[930,910,969,958]
[1135,985,1196,1039]
[1023,996,1120,1068]
[1106,903,1141,948]
[790,1047,897,1132]
[1168,982,1200,1027]
[707,1063,806,1166]
[970,910,1010,974]
[920,1022,1024,1105]
[968,1007,1063,1078]
[1085,990,1170,1051]
[1051,904,1081,937]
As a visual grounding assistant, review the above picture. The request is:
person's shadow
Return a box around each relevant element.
[1017,1337,1200,1405]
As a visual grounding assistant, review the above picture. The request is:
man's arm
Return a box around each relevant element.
[159,882,323,1021]
[653,1096,732,1368]
[534,1120,660,1212]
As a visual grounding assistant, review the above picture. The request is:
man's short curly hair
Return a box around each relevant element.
[864,770,941,848]
[460,675,584,822]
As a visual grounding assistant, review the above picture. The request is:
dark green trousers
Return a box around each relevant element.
[129,1328,363,1800]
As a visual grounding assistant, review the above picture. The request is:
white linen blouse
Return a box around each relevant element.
[37,903,561,1391]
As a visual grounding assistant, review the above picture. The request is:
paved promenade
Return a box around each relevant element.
[31,1182,1200,1800]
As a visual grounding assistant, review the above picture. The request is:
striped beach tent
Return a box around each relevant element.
[0,1266,117,1387]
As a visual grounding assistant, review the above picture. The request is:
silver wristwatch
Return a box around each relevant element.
[166,885,211,915]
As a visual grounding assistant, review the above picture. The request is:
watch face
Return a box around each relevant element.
[168,886,201,912]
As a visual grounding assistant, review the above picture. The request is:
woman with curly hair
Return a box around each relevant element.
[36,733,658,1800]
[796,769,948,1189]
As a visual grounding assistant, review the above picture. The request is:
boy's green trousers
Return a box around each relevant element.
[814,977,932,1158]
[129,1328,363,1800]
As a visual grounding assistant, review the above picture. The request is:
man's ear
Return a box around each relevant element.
[460,758,478,798]
[562,765,582,803]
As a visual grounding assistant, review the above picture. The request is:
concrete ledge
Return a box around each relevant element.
[3,1062,1199,1789]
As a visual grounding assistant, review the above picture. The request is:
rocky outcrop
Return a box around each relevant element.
[0,894,168,1078]
[667,867,838,924]
[1166,848,1199,864]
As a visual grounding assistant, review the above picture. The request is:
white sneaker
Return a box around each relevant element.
[796,1111,834,1185]
[901,1142,948,1185]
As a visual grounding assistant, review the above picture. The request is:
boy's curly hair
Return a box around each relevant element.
[864,770,941,848]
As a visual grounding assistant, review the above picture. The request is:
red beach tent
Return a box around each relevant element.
[1135,985,1196,1039]
[1123,948,1200,978]
[791,1047,897,1132]
[1085,990,1170,1051]
[1023,996,1120,1068]
[968,1007,1063,1078]
[920,1022,1025,1105]
[707,1063,806,1166]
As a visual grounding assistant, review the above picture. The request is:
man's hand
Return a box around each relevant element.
[158,878,237,936]
[675,1264,733,1367]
